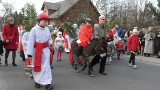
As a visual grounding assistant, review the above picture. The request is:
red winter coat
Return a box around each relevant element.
[108,31,114,41]
[78,24,93,47]
[2,24,19,49]
[127,35,140,51]
[116,41,124,50]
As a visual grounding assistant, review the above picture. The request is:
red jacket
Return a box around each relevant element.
[108,31,114,41]
[78,24,93,47]
[2,24,19,49]
[127,35,139,51]
[116,41,124,50]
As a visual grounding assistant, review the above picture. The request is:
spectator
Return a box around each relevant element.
[2,16,19,66]
[144,27,155,57]
[139,28,146,55]
[155,29,160,58]
[115,24,124,38]
[0,36,4,65]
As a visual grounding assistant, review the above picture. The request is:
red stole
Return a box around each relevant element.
[34,42,48,72]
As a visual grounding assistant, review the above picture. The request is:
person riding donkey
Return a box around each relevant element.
[75,18,94,72]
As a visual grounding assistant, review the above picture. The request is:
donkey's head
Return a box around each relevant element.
[94,37,108,54]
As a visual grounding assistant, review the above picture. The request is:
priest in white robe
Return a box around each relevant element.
[27,13,53,90]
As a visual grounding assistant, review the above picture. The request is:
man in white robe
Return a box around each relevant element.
[27,13,53,90]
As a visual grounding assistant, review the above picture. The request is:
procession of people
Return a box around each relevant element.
[0,12,160,90]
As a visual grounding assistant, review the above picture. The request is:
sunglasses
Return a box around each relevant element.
[101,19,106,20]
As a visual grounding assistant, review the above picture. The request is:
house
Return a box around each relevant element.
[41,0,100,25]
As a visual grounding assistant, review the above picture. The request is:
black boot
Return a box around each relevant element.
[147,54,150,57]
[12,60,17,66]
[144,53,146,57]
[35,82,41,89]
[45,84,53,90]
[5,60,8,66]
[50,63,53,69]
[156,56,160,58]
[12,63,17,66]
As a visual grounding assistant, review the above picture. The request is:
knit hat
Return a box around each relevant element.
[133,28,138,33]
[58,32,62,35]
[38,13,49,20]
[118,37,122,41]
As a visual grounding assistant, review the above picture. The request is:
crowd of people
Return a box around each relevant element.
[0,13,160,90]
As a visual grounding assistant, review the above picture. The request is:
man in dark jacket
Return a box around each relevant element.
[0,36,4,65]
[156,29,160,58]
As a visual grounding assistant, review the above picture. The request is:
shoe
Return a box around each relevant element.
[88,69,95,77]
[12,63,17,66]
[117,56,120,60]
[45,84,53,90]
[28,75,34,79]
[50,66,53,69]
[35,82,41,89]
[133,65,138,69]
[99,72,107,75]
[156,56,160,58]
[128,63,132,67]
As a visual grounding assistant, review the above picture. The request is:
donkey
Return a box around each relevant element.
[70,37,108,76]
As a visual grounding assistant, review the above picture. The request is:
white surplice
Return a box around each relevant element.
[27,24,53,85]
[22,32,30,58]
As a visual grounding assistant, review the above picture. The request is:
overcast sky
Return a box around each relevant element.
[0,0,63,16]
[0,0,158,16]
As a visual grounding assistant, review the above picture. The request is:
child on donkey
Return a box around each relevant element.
[115,38,124,60]
[0,36,4,65]
[55,32,65,61]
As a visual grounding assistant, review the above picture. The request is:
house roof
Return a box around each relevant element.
[43,0,80,18]
[42,0,99,19]
[41,1,61,10]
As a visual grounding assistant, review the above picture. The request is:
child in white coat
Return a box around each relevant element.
[55,32,65,61]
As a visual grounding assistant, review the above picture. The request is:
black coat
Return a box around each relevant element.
[0,40,4,54]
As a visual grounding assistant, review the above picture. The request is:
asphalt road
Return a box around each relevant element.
[0,52,160,90]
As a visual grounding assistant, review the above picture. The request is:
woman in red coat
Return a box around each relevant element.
[127,28,139,69]
[2,17,19,66]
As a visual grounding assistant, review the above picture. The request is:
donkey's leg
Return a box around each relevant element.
[74,57,80,73]
[88,56,95,77]
[81,58,88,72]
[71,55,75,68]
